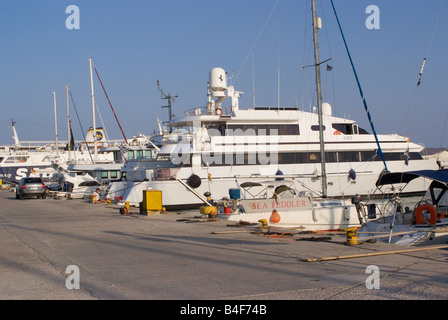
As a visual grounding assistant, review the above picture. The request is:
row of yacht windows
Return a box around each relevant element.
[206,123,368,136]
[0,155,63,164]
[0,151,154,165]
[194,151,422,166]
[225,125,299,136]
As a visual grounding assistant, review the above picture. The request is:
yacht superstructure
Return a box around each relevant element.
[114,67,438,208]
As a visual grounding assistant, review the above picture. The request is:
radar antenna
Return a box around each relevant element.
[157,80,178,133]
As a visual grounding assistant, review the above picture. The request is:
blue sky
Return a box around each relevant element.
[0,0,447,148]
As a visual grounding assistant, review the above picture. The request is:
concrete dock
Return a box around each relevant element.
[1,189,447,303]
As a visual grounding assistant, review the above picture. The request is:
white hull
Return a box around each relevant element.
[54,191,90,199]
[0,149,115,184]
[106,180,130,201]
[224,198,361,231]
[120,157,437,208]
[359,218,448,246]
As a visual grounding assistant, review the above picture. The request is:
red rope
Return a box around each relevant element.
[94,66,128,144]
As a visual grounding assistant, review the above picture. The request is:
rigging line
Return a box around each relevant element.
[95,102,110,143]
[426,0,444,59]
[408,88,421,142]
[12,119,54,129]
[261,0,287,72]
[252,52,255,108]
[94,66,128,144]
[399,0,444,136]
[299,0,309,109]
[68,61,89,117]
[234,0,280,84]
[416,0,444,86]
[330,0,389,173]
[69,90,94,164]
[398,84,419,133]
[440,110,448,148]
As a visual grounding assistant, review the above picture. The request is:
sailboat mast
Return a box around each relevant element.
[89,58,98,162]
[66,85,71,161]
[53,91,59,158]
[312,0,327,197]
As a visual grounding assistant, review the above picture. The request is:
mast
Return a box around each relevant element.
[53,91,59,158]
[89,58,98,162]
[66,85,71,161]
[157,80,177,133]
[312,0,327,197]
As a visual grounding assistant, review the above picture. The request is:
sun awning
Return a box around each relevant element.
[375,169,448,186]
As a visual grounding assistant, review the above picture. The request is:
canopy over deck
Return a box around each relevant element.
[375,169,448,187]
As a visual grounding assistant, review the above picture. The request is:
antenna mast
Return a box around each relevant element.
[157,80,177,133]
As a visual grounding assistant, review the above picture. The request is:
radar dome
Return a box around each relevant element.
[209,67,227,91]
[322,102,332,116]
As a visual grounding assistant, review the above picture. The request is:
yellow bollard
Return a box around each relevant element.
[346,228,358,245]
[258,219,268,229]
[200,206,218,218]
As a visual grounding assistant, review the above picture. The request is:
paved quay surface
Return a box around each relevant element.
[0,189,447,303]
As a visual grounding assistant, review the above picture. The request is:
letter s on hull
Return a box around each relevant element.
[15,168,28,181]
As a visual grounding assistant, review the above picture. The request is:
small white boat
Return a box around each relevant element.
[218,180,362,231]
[54,172,101,199]
[359,169,448,246]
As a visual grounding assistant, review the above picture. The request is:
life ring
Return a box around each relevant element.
[216,108,223,116]
[415,204,437,225]
[334,130,341,135]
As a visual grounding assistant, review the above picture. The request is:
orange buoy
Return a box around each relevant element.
[270,210,281,223]
[415,204,437,225]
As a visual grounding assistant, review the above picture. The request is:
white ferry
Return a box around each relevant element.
[0,122,114,184]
